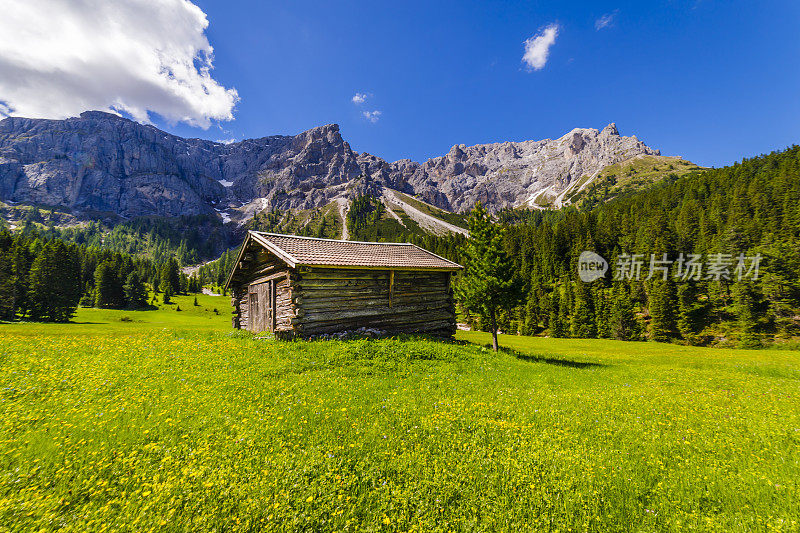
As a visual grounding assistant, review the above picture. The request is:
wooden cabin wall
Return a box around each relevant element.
[230,246,294,332]
[291,268,456,337]
[274,276,293,331]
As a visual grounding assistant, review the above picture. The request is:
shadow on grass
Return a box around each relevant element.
[273,333,606,369]
[0,318,109,325]
[477,342,607,369]
[509,350,606,369]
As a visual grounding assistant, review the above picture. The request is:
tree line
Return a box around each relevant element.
[13,212,238,266]
[455,145,800,348]
[6,143,798,346]
[0,229,204,322]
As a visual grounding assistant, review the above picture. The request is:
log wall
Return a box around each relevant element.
[230,242,458,337]
[230,246,294,333]
[291,268,456,337]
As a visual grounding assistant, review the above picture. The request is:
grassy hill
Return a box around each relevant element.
[567,154,704,210]
[391,191,469,229]
[248,201,343,240]
[1,303,798,530]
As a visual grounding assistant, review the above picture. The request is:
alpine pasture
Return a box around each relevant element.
[1,295,798,531]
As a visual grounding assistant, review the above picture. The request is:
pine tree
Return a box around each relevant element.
[649,277,677,342]
[593,285,611,339]
[610,283,641,341]
[676,282,707,344]
[123,272,147,309]
[162,284,173,304]
[160,258,181,296]
[456,203,524,351]
[11,240,33,317]
[570,281,597,338]
[27,241,81,322]
[734,280,761,347]
[0,231,15,320]
[94,260,125,308]
[549,288,566,338]
[522,294,539,335]
[559,279,573,337]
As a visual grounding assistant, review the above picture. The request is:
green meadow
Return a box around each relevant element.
[1,298,798,531]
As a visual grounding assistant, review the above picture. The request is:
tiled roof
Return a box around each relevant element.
[249,231,463,270]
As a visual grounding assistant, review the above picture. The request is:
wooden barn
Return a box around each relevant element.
[225,231,463,337]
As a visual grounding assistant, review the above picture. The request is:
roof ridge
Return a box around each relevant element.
[242,231,463,271]
[408,243,461,267]
[252,231,414,246]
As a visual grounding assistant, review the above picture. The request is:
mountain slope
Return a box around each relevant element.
[0,111,682,237]
[390,123,661,212]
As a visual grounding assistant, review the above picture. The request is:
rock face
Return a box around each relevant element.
[0,111,660,222]
[391,122,659,211]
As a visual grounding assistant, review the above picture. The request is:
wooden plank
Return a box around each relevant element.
[296,315,455,334]
[296,289,446,301]
[250,271,290,286]
[389,270,394,308]
[295,278,388,289]
[299,271,389,281]
[252,263,283,277]
[300,264,460,272]
[298,302,454,324]
[271,278,277,331]
[295,291,449,307]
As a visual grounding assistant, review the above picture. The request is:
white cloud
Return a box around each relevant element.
[522,24,559,71]
[216,138,236,145]
[352,92,370,104]
[0,0,238,128]
[362,110,381,123]
[595,12,617,30]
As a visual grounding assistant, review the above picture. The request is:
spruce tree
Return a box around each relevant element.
[161,258,181,296]
[456,203,524,351]
[649,277,678,342]
[11,240,33,317]
[123,272,147,309]
[27,241,81,322]
[610,283,641,341]
[162,285,173,304]
[559,279,573,337]
[549,287,566,338]
[734,280,761,347]
[676,282,707,344]
[94,261,125,308]
[570,281,597,338]
[522,294,539,335]
[0,231,15,320]
[593,285,612,339]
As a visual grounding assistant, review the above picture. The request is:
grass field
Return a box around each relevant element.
[1,300,798,531]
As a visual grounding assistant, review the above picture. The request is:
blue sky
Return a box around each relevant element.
[2,1,799,167]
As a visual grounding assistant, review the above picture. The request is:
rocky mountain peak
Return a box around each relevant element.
[78,110,128,121]
[0,113,666,225]
[601,122,619,136]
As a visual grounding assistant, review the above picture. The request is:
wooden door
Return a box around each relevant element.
[248,281,274,332]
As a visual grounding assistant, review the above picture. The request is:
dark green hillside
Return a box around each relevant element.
[0,228,207,322]
[481,145,800,347]
[570,154,704,209]
[5,211,239,266]
[248,201,341,239]
[346,194,426,241]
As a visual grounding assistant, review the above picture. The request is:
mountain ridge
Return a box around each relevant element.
[0,111,680,235]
